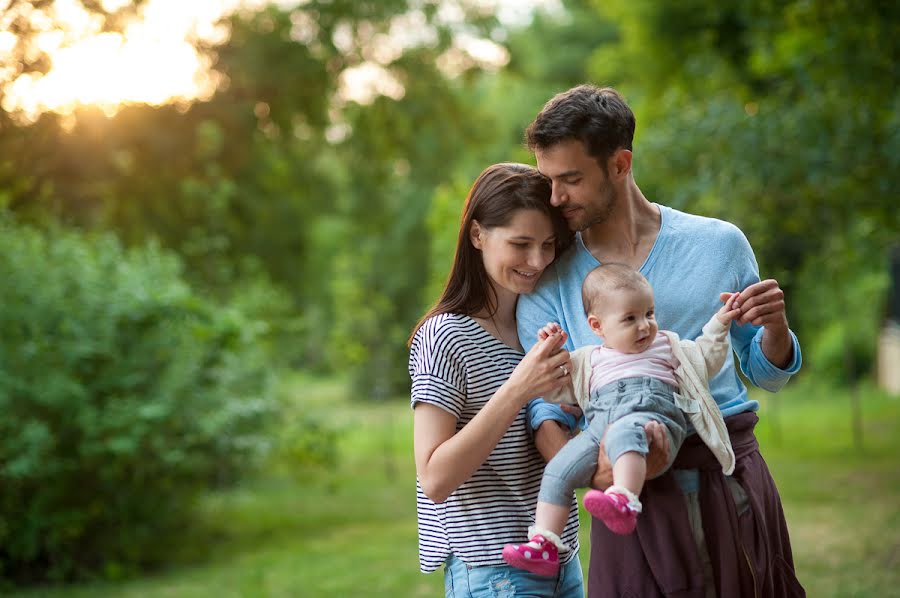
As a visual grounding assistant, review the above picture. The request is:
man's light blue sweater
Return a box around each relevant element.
[517,204,802,431]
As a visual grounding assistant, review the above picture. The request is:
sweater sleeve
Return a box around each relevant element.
[518,271,581,431]
[725,226,803,392]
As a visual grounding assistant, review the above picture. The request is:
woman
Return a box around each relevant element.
[408,163,583,597]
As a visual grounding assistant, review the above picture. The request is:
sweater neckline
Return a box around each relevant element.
[574,203,670,276]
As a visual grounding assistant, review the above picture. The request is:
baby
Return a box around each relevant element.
[503,263,741,576]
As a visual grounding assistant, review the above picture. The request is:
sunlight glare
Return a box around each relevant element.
[5,0,236,120]
[3,0,559,120]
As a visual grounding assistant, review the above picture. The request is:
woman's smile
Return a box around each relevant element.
[475,208,557,298]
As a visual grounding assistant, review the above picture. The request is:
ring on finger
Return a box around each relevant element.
[559,364,569,377]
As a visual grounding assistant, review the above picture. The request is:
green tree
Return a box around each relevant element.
[585,0,899,380]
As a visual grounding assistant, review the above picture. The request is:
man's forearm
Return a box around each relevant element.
[533,421,570,463]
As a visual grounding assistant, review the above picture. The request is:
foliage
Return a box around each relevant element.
[0,221,276,583]
[584,0,900,379]
[2,0,897,408]
[6,376,900,597]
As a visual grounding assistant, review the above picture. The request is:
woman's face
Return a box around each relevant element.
[472,209,557,297]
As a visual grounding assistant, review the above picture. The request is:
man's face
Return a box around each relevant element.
[535,139,617,232]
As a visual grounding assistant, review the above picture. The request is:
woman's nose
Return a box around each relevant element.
[527,248,550,269]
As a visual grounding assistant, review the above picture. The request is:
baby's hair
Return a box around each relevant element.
[582,263,652,316]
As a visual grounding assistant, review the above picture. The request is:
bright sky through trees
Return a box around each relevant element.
[2,0,561,119]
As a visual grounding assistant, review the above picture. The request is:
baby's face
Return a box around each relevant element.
[596,286,658,354]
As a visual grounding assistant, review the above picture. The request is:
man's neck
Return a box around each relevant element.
[581,180,660,270]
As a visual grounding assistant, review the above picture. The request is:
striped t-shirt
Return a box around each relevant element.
[409,313,580,573]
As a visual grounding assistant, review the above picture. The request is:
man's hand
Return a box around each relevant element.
[590,421,670,490]
[720,279,787,330]
[720,278,793,368]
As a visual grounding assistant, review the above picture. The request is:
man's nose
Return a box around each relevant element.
[550,182,565,206]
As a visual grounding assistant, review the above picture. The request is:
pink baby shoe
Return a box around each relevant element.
[583,488,641,535]
[502,533,560,577]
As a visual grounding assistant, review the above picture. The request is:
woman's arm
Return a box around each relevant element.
[414,332,571,504]
[414,384,529,504]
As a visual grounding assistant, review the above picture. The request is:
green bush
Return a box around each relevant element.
[0,222,276,583]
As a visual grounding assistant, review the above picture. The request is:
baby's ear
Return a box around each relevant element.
[587,314,603,337]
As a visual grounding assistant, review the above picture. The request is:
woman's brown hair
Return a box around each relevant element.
[408,163,572,345]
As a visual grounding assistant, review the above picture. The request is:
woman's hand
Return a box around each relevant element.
[590,421,671,490]
[504,328,572,404]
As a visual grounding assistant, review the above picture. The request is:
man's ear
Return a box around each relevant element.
[587,314,604,337]
[470,220,484,249]
[610,149,633,180]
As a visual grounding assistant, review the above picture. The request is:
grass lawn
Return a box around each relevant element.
[12,375,900,597]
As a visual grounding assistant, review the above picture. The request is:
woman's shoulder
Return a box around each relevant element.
[411,313,478,357]
[409,313,481,381]
[416,312,474,339]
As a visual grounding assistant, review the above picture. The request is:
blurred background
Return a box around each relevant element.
[0,0,897,596]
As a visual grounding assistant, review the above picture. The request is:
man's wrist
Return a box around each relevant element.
[761,322,793,369]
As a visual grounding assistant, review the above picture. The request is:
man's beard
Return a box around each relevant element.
[575,185,617,232]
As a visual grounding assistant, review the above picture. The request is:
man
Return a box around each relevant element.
[519,85,805,597]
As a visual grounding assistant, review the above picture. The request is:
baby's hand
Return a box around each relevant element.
[716,292,742,325]
[537,322,564,341]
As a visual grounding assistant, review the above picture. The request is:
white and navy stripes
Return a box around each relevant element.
[409,313,580,573]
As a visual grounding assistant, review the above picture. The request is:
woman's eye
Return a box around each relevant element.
[511,242,529,248]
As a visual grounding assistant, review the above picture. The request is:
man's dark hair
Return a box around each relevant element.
[526,84,636,167]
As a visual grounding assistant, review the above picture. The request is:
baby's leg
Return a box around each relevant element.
[503,432,599,576]
[604,411,673,493]
[534,501,571,540]
[583,413,670,535]
[521,428,601,543]
[535,427,602,535]
[612,450,647,498]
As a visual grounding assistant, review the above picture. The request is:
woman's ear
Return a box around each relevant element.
[470,220,484,249]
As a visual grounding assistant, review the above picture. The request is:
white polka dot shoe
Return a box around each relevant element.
[501,533,560,577]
